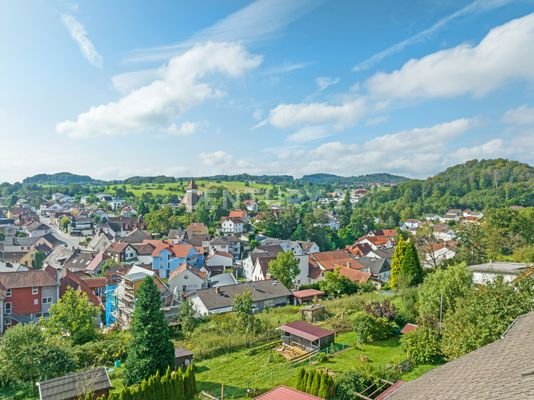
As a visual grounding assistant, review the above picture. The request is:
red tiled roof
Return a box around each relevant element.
[254,386,322,400]
[337,267,372,283]
[310,250,355,270]
[292,289,325,299]
[400,323,418,335]
[229,210,247,219]
[279,320,334,342]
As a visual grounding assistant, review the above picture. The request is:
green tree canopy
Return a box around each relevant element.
[232,289,257,333]
[267,250,300,289]
[441,276,533,359]
[124,277,175,385]
[417,263,473,322]
[43,288,99,345]
[0,324,75,385]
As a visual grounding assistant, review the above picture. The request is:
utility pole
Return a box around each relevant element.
[439,292,443,330]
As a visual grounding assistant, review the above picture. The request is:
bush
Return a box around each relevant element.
[401,326,443,364]
[353,312,398,344]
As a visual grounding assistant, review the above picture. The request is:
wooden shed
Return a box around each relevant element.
[279,320,335,352]
[37,368,112,400]
[175,347,194,369]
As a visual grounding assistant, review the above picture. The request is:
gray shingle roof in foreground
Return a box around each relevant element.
[37,368,111,400]
[385,311,534,399]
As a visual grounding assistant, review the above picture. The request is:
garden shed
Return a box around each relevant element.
[279,320,335,352]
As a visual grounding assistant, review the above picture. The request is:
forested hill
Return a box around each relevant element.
[359,159,534,221]
[22,172,98,185]
[298,173,408,185]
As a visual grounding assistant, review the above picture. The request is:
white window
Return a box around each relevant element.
[6,289,11,297]
[32,287,38,295]
[5,303,12,315]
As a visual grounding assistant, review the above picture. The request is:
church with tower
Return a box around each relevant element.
[181,179,201,212]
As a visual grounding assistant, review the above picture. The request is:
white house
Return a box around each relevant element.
[469,262,529,285]
[168,264,208,297]
[424,243,456,268]
[205,251,233,270]
[209,236,241,259]
[433,224,456,241]
[221,217,245,235]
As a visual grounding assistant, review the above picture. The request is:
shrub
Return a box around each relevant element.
[401,326,443,364]
[353,312,398,344]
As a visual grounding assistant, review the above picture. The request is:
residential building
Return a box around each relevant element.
[356,256,391,283]
[243,199,258,213]
[469,262,530,284]
[205,251,234,270]
[150,241,202,278]
[113,266,178,327]
[105,242,138,263]
[221,216,245,235]
[69,218,94,236]
[432,224,456,241]
[209,236,241,259]
[168,264,208,297]
[187,279,291,316]
[0,267,59,331]
[87,231,113,252]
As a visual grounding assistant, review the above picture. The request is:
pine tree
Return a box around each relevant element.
[390,235,407,289]
[318,372,328,399]
[172,370,185,400]
[305,369,315,394]
[326,374,335,400]
[124,276,175,385]
[399,241,423,288]
[311,369,321,395]
[297,368,306,391]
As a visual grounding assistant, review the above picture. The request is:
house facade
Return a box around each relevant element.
[0,268,59,332]
[221,217,245,235]
[168,264,208,297]
[188,279,291,316]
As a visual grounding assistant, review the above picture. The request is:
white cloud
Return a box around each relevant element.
[366,13,534,100]
[127,0,324,63]
[57,42,262,138]
[61,14,103,68]
[111,68,162,94]
[353,0,517,72]
[165,121,203,136]
[282,118,479,177]
[264,62,314,75]
[315,76,340,91]
[268,98,366,130]
[502,104,534,125]
[451,139,504,160]
[287,126,330,142]
[363,118,476,153]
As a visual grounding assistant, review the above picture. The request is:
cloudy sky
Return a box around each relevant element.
[1,0,534,182]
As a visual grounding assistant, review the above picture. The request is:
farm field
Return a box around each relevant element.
[106,180,274,198]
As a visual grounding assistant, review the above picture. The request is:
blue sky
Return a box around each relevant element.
[1,0,533,182]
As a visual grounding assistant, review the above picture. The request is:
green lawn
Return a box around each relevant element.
[195,333,434,400]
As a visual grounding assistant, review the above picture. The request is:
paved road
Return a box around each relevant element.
[40,216,85,249]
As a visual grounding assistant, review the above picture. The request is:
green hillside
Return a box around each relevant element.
[359,159,534,221]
